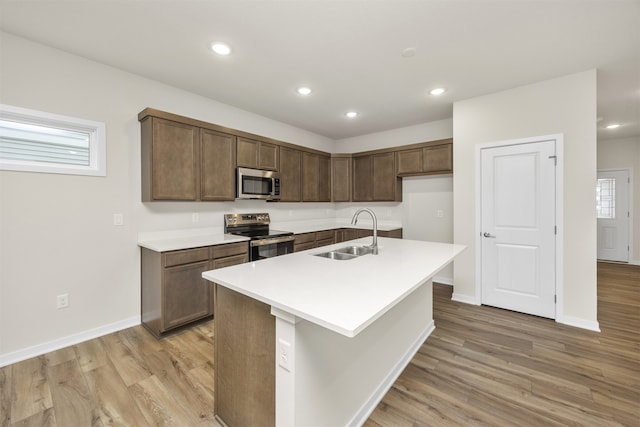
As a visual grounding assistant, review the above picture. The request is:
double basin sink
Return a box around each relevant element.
[313,245,373,261]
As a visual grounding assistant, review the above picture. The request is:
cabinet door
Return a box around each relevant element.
[258,142,279,171]
[163,260,211,331]
[201,129,237,201]
[302,152,319,201]
[317,155,331,202]
[279,147,302,202]
[150,118,199,200]
[352,155,372,202]
[396,149,422,175]
[332,157,351,202]
[237,137,259,169]
[372,152,396,201]
[423,143,453,173]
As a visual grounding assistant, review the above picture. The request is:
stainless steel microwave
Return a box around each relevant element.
[236,167,281,200]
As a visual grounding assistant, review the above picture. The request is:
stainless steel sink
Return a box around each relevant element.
[333,245,373,256]
[313,251,359,260]
[312,245,373,260]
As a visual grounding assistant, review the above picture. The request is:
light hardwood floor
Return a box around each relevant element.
[1,262,638,426]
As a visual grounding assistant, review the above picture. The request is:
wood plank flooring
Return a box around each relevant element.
[365,262,640,427]
[1,262,638,426]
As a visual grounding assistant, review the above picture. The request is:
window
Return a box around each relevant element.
[0,104,106,176]
[596,178,615,219]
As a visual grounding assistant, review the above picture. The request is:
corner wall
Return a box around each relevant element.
[452,70,598,328]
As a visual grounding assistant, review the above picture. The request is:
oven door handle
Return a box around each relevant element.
[250,235,296,247]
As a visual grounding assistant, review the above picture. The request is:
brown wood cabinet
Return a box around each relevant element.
[279,146,302,202]
[139,109,452,204]
[214,285,275,427]
[237,137,279,171]
[201,129,237,201]
[302,152,331,202]
[294,232,316,252]
[396,140,453,176]
[353,153,402,202]
[332,155,352,202]
[141,241,248,338]
[140,115,237,202]
[141,117,200,201]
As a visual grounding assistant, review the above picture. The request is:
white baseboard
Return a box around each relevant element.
[556,315,601,332]
[0,316,141,368]
[451,293,481,305]
[348,320,435,427]
[433,275,453,286]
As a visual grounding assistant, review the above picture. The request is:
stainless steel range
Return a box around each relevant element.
[224,213,294,261]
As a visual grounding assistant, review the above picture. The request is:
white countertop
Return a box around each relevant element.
[203,237,465,337]
[137,219,402,252]
[138,231,249,252]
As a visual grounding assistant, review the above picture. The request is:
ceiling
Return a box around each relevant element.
[1,0,639,141]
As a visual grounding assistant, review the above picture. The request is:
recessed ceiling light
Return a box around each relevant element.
[297,87,312,96]
[429,88,446,96]
[345,111,358,118]
[211,42,231,56]
[606,123,620,129]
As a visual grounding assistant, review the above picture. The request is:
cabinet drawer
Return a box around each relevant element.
[212,242,248,259]
[316,238,335,248]
[164,247,210,268]
[295,232,316,244]
[315,230,335,241]
[213,253,249,269]
[294,241,316,252]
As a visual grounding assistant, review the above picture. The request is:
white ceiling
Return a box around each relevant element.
[1,0,639,141]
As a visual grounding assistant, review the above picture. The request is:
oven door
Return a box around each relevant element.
[250,235,295,261]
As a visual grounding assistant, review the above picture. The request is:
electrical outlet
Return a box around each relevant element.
[278,339,292,372]
[56,293,69,309]
[436,210,444,218]
[113,213,123,226]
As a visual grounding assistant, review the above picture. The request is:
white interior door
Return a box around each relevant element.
[481,140,556,319]
[597,169,630,262]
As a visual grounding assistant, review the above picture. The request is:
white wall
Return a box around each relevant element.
[598,136,640,264]
[453,70,598,328]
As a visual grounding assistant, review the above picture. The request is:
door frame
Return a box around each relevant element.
[474,134,564,320]
[597,167,634,264]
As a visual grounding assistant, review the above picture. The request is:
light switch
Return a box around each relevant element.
[113,213,124,226]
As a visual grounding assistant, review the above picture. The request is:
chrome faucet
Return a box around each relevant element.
[351,208,378,254]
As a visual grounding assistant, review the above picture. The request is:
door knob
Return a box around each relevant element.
[483,232,496,238]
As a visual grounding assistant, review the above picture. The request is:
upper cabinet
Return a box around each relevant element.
[141,116,200,201]
[201,129,237,201]
[331,155,351,202]
[353,152,402,202]
[139,108,452,203]
[237,137,279,171]
[302,152,331,202]
[396,139,453,176]
[279,146,302,202]
[140,114,236,202]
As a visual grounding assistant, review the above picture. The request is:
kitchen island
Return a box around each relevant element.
[202,237,465,427]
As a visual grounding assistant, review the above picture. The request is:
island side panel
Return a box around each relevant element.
[214,284,275,427]
[293,280,434,426]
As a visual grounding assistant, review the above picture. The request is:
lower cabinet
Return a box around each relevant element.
[141,241,248,338]
[297,228,403,249]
